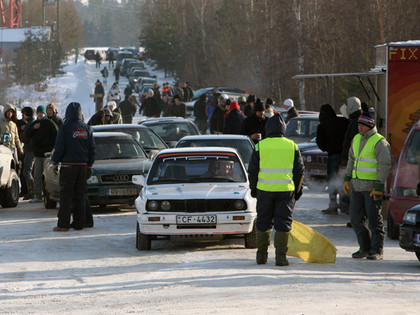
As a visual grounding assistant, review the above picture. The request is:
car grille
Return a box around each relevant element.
[308,155,328,164]
[148,199,246,212]
[101,174,134,184]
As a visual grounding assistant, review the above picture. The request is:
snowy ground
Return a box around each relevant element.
[2,54,420,314]
[1,190,420,314]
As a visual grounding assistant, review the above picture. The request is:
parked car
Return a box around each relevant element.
[129,70,153,89]
[135,77,157,93]
[119,58,136,73]
[301,147,328,190]
[43,132,152,209]
[185,87,248,117]
[91,124,168,158]
[125,62,146,77]
[175,134,254,169]
[132,147,257,250]
[84,49,96,60]
[121,47,138,56]
[398,204,420,261]
[138,83,154,99]
[116,51,134,68]
[387,121,420,239]
[0,133,20,208]
[139,117,200,147]
[285,114,319,144]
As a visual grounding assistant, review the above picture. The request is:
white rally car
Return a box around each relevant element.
[132,147,257,250]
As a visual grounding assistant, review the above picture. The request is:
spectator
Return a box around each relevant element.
[107,82,121,106]
[108,51,115,68]
[224,101,245,135]
[164,95,186,118]
[0,103,23,156]
[240,99,268,144]
[210,95,228,134]
[205,90,221,121]
[194,93,208,134]
[94,80,105,112]
[101,66,109,85]
[182,82,194,102]
[283,98,299,123]
[88,108,112,126]
[95,52,101,68]
[119,95,137,123]
[46,103,64,129]
[140,89,161,118]
[51,102,95,231]
[113,66,121,83]
[152,82,161,110]
[17,106,35,200]
[238,96,247,113]
[161,82,174,98]
[244,94,256,118]
[173,82,184,101]
[161,95,170,117]
[316,104,349,214]
[107,101,122,124]
[124,84,132,98]
[25,105,57,203]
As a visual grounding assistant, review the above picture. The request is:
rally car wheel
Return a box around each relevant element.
[244,222,257,249]
[136,222,151,250]
[0,169,19,208]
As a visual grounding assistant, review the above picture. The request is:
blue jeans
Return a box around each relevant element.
[349,190,385,253]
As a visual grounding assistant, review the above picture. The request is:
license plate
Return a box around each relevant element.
[176,215,217,225]
[106,188,138,196]
[310,169,327,176]
[414,234,420,246]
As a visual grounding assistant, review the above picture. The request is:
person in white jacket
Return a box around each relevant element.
[107,82,121,105]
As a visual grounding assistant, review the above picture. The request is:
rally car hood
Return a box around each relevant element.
[143,183,249,199]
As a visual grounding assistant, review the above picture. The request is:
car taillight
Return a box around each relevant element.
[394,187,418,197]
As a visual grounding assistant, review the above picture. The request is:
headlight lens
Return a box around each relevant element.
[306,156,312,163]
[148,200,159,211]
[161,200,171,211]
[87,175,98,184]
[403,212,417,225]
[234,200,246,210]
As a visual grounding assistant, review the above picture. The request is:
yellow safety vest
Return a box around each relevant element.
[352,133,384,180]
[256,137,296,192]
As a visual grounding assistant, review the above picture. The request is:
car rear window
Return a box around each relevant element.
[147,123,199,141]
[404,129,420,164]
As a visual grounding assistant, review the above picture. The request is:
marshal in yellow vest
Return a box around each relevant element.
[352,133,384,180]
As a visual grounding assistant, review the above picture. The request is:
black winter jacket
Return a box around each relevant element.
[52,102,95,166]
[193,95,207,120]
[240,114,267,144]
[316,104,349,155]
[223,109,245,134]
[210,106,226,134]
[25,116,57,158]
[342,109,361,163]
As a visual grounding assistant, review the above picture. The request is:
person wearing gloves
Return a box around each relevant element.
[283,98,299,123]
[248,113,304,266]
[51,102,95,231]
[343,112,391,260]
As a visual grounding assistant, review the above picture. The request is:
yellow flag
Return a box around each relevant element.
[287,220,337,263]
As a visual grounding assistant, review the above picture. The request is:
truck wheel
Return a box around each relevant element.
[136,222,151,250]
[0,169,19,208]
[387,214,400,240]
[43,180,57,209]
[244,222,257,249]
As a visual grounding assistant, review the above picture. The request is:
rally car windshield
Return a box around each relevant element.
[147,154,247,185]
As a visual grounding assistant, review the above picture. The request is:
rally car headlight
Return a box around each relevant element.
[403,212,417,225]
[161,200,171,211]
[147,200,159,211]
[234,200,246,210]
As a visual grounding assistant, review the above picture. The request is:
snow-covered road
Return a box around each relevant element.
[1,190,419,314]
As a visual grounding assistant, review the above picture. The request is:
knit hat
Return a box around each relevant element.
[254,99,265,112]
[266,98,274,105]
[36,105,46,115]
[358,112,375,129]
[247,94,256,103]
[283,98,294,107]
[46,103,56,113]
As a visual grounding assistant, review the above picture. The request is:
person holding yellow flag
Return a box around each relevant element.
[343,112,391,260]
[248,113,304,266]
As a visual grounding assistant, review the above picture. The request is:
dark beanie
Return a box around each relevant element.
[358,111,375,129]
[254,99,265,112]
[247,94,256,103]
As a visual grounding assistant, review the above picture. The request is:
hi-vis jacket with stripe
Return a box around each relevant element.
[345,127,391,192]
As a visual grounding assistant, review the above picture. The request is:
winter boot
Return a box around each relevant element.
[274,231,289,266]
[256,230,271,265]
[24,179,34,200]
